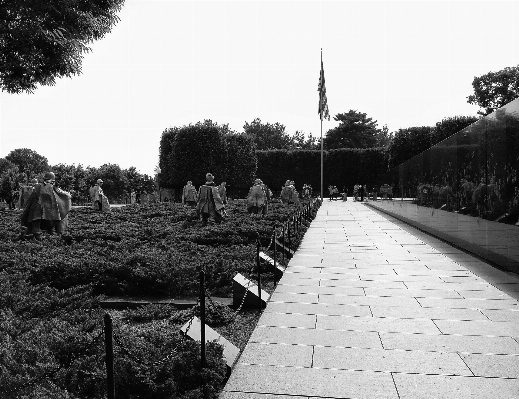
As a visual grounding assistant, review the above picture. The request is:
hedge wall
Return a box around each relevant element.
[158,121,257,192]
[256,148,388,195]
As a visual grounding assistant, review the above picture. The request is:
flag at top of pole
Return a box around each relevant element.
[318,51,330,121]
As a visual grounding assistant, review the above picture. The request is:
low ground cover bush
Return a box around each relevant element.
[2,200,313,297]
[1,199,320,398]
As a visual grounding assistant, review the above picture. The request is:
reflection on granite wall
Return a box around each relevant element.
[367,200,519,273]
[371,97,519,273]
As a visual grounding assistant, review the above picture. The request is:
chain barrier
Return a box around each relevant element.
[265,230,275,252]
[112,330,147,366]
[182,294,200,338]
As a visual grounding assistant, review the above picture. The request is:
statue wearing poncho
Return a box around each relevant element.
[182,181,198,208]
[20,173,71,239]
[196,173,225,226]
[90,179,110,211]
[247,179,267,215]
[280,180,300,205]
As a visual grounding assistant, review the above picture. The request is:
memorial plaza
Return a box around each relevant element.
[220,199,519,399]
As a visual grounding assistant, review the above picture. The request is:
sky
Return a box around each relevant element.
[1,0,518,177]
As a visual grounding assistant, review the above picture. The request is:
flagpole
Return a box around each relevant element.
[320,49,323,201]
[321,109,323,201]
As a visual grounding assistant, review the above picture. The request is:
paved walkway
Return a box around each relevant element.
[220,200,519,399]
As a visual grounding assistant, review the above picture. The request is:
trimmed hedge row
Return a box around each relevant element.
[256,148,388,195]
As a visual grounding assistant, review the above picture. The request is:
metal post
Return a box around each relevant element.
[199,270,206,369]
[282,224,285,264]
[104,313,115,399]
[256,237,262,309]
[273,229,277,278]
[287,219,291,250]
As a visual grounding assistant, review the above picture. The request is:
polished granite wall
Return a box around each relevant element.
[371,97,519,273]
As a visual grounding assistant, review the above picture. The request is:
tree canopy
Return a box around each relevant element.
[243,118,294,150]
[324,110,383,149]
[388,126,435,169]
[467,65,519,116]
[432,115,479,145]
[0,0,125,93]
[5,148,49,179]
[292,130,320,150]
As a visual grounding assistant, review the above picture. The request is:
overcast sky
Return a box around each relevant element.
[1,0,518,176]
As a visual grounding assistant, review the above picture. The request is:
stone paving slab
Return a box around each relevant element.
[220,201,519,399]
[456,289,516,300]
[379,332,519,354]
[363,287,463,299]
[220,393,308,399]
[275,276,321,286]
[283,267,323,275]
[458,352,519,378]
[433,319,519,338]
[269,292,319,303]
[417,297,519,310]
[265,301,372,317]
[392,373,519,399]
[370,305,489,320]
[274,284,365,296]
[318,294,422,307]
[481,309,519,322]
[238,342,313,368]
[257,312,316,329]
[223,364,399,398]
[312,346,472,375]
[403,281,494,291]
[315,314,441,334]
[358,274,447,283]
[249,326,383,348]
[318,278,407,289]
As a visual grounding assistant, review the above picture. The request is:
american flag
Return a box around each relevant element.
[318,57,330,121]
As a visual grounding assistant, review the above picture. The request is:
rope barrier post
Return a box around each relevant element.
[104,313,115,399]
[256,235,262,309]
[199,270,206,369]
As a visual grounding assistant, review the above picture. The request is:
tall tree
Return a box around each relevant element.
[293,131,320,150]
[0,164,24,204]
[374,124,393,148]
[1,0,125,93]
[388,126,435,169]
[432,115,479,145]
[5,148,49,180]
[95,164,128,200]
[324,110,380,149]
[124,166,142,193]
[467,65,519,116]
[0,158,17,176]
[243,118,293,150]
